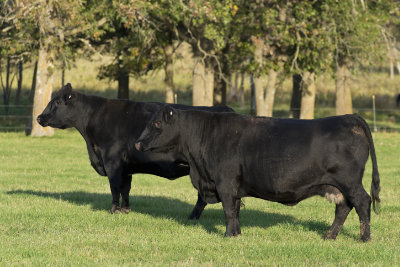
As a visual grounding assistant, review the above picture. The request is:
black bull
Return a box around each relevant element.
[136,106,381,241]
[37,83,233,216]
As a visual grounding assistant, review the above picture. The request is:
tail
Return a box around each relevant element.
[354,114,381,213]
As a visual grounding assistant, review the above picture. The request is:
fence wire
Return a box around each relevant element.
[0,104,399,132]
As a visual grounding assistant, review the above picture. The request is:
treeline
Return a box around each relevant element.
[0,0,399,136]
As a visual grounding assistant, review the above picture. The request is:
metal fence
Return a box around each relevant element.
[0,104,33,132]
[0,104,399,132]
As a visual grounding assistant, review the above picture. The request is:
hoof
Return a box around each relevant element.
[361,237,371,242]
[323,234,337,240]
[224,232,241,237]
[109,204,121,214]
[188,212,200,220]
[121,207,131,214]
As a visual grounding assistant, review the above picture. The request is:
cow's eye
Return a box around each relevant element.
[153,121,161,129]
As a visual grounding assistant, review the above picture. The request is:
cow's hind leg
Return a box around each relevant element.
[188,192,208,220]
[121,174,132,214]
[324,200,352,240]
[350,186,372,242]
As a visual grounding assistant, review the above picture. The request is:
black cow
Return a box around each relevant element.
[37,83,233,216]
[135,106,381,242]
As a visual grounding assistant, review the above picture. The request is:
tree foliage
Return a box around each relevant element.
[1,0,398,113]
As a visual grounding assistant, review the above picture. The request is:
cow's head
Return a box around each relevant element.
[135,105,179,153]
[36,83,78,129]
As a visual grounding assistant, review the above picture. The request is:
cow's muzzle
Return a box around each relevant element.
[135,141,152,152]
[135,142,143,151]
[36,115,47,126]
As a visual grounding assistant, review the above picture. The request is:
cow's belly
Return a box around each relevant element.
[126,161,189,179]
[241,159,326,204]
[245,183,344,206]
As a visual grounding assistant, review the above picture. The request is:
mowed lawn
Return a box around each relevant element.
[0,130,399,266]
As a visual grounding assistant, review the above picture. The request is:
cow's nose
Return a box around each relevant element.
[36,116,42,124]
[135,142,142,151]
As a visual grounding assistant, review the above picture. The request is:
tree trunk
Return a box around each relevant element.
[213,72,223,105]
[252,36,278,117]
[250,74,256,116]
[164,44,174,104]
[61,61,65,89]
[264,69,277,117]
[300,71,316,119]
[30,47,54,137]
[205,63,214,105]
[335,64,353,115]
[192,56,213,106]
[234,73,239,96]
[290,74,302,119]
[26,60,38,135]
[15,61,23,105]
[29,61,38,104]
[239,73,245,109]
[255,69,277,117]
[193,55,205,106]
[390,57,394,79]
[253,38,266,116]
[117,69,129,99]
[227,73,238,102]
[219,74,227,106]
[254,74,266,115]
[3,57,12,115]
[213,59,228,106]
[227,73,240,103]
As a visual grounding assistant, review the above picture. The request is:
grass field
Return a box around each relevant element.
[0,130,399,266]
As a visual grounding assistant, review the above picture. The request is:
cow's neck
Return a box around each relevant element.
[73,94,103,140]
[180,110,211,162]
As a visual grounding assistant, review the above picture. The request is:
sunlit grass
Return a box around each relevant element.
[0,131,399,265]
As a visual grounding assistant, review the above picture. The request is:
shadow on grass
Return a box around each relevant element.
[7,189,357,240]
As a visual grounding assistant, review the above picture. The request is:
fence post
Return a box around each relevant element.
[372,95,377,132]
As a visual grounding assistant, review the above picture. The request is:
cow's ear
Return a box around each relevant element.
[162,106,174,123]
[64,83,72,90]
[62,83,73,93]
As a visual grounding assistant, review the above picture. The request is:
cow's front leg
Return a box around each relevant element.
[106,162,124,214]
[108,176,121,214]
[188,192,208,220]
[221,196,241,237]
[120,174,132,214]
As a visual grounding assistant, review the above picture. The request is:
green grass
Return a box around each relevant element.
[0,130,399,266]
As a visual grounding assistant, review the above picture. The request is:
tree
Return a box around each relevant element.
[9,0,100,136]
[95,0,180,101]
[251,2,289,117]
[171,0,237,106]
[326,0,384,115]
[0,0,31,114]
[287,1,335,119]
[163,42,175,103]
[223,1,290,116]
[382,3,400,79]
[94,1,138,100]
